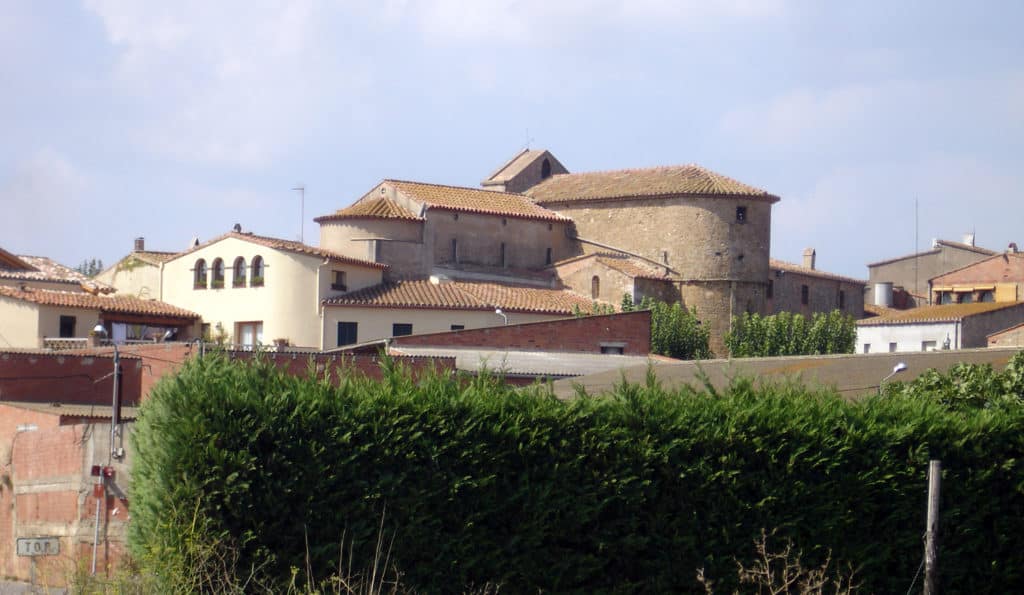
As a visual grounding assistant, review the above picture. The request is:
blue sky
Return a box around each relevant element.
[2,1,1021,278]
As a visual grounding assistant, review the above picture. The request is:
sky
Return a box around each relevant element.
[1,1,1022,279]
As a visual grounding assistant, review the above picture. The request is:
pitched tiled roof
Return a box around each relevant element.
[769,259,867,285]
[0,254,115,292]
[862,303,900,318]
[323,278,605,315]
[866,240,997,268]
[554,252,673,280]
[0,286,200,319]
[132,250,179,264]
[314,196,423,223]
[856,301,1024,326]
[387,180,569,222]
[482,149,548,184]
[166,231,389,270]
[527,164,779,204]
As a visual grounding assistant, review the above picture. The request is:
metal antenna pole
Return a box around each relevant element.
[292,185,305,243]
[924,460,942,595]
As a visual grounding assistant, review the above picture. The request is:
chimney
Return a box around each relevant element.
[134,237,145,252]
[1010,242,1019,254]
[802,248,816,270]
[962,233,975,247]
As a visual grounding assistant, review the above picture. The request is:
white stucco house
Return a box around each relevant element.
[856,301,1024,353]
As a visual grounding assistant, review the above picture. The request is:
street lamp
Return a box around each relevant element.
[879,362,908,395]
[494,308,508,325]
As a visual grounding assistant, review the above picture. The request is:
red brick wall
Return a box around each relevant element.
[931,252,1024,285]
[391,311,651,355]
[0,351,143,406]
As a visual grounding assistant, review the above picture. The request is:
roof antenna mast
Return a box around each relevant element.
[292,185,305,243]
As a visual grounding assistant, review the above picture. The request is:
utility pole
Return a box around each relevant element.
[292,185,305,243]
[924,459,941,595]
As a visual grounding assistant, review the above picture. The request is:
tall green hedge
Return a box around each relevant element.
[725,309,856,357]
[130,354,1024,593]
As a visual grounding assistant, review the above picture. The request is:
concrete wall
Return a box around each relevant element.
[0,298,41,349]
[322,306,565,348]
[962,304,1024,347]
[391,311,652,355]
[0,409,132,584]
[162,236,383,348]
[989,324,1024,348]
[768,272,865,319]
[867,244,993,302]
[857,322,957,354]
[94,257,162,299]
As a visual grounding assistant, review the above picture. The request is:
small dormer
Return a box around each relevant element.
[481,149,569,194]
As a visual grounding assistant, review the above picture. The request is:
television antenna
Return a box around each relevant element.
[292,185,305,243]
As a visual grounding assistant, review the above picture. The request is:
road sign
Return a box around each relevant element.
[16,537,59,557]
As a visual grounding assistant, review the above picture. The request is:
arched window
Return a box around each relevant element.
[541,158,552,179]
[211,258,225,288]
[233,257,247,287]
[591,275,600,299]
[193,259,207,289]
[251,255,265,286]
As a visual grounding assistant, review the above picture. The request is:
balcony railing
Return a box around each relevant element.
[42,338,88,350]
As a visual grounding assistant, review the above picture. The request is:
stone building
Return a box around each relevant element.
[866,237,996,307]
[767,249,866,319]
[929,245,1024,305]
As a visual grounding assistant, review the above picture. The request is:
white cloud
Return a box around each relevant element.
[83,0,366,167]
[378,0,786,46]
[0,148,90,253]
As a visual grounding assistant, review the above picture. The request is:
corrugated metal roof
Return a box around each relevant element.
[390,346,652,377]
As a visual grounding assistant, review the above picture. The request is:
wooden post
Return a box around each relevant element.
[924,459,941,594]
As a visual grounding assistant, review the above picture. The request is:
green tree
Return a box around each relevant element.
[637,296,712,360]
[725,309,856,357]
[75,258,104,277]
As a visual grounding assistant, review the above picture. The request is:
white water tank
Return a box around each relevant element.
[874,282,894,307]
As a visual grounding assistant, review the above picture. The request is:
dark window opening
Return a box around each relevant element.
[337,322,358,346]
[545,247,552,265]
[59,315,76,338]
[600,345,625,355]
[767,279,774,299]
[453,213,459,220]
[541,158,551,179]
[193,259,208,289]
[591,275,600,299]
[838,290,846,309]
[392,323,413,337]
[736,206,748,223]
[501,218,507,226]
[251,256,265,286]
[451,239,458,263]
[450,324,465,331]
[332,270,347,291]
[957,292,972,304]
[801,285,809,305]
[500,243,506,268]
[979,290,994,302]
[233,257,246,287]
[211,258,225,288]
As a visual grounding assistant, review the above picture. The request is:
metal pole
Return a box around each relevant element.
[91,482,101,575]
[110,345,121,463]
[924,459,941,595]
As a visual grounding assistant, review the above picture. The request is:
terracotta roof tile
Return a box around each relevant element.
[314,196,423,223]
[324,278,605,315]
[387,180,569,222]
[769,259,867,285]
[0,255,114,292]
[554,253,673,280]
[132,250,179,264]
[167,231,388,270]
[0,286,200,319]
[856,301,1024,326]
[527,164,779,204]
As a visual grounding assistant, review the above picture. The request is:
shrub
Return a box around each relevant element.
[725,310,856,357]
[130,353,1024,593]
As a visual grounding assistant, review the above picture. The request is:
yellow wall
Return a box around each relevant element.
[161,236,383,348]
[322,306,563,348]
[0,299,42,348]
[38,305,100,343]
[94,257,162,299]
